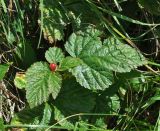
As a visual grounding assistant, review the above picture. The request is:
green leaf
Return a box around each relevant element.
[91,91,120,127]
[0,118,5,131]
[54,78,95,127]
[36,103,52,131]
[61,1,101,29]
[11,105,44,124]
[65,32,102,58]
[83,37,147,72]
[39,0,68,42]
[15,40,37,68]
[54,106,75,129]
[65,30,146,90]
[94,84,120,114]
[0,64,9,81]
[26,62,62,108]
[40,103,52,125]
[142,88,160,109]
[55,78,95,114]
[96,94,120,114]
[94,118,106,129]
[45,47,64,64]
[59,57,82,71]
[116,70,145,92]
[70,64,113,90]
[14,72,26,89]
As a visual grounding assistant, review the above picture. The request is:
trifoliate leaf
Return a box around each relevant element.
[45,47,64,64]
[0,64,10,81]
[65,30,146,90]
[26,62,62,108]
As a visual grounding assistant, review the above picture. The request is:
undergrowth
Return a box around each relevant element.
[0,0,160,130]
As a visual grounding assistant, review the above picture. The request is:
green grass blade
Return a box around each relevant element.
[99,7,160,26]
[37,0,43,48]
[113,0,122,11]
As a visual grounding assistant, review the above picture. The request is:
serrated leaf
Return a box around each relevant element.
[45,47,64,64]
[70,64,113,90]
[0,64,9,81]
[65,32,102,58]
[36,103,52,131]
[94,118,106,129]
[26,62,62,108]
[14,72,26,89]
[40,103,52,125]
[65,30,146,90]
[39,0,68,42]
[59,57,82,71]
[54,78,95,127]
[77,121,90,131]
[54,106,74,129]
[83,37,147,72]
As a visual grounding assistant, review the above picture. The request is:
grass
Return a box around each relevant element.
[0,0,160,130]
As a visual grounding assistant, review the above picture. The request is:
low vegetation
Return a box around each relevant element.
[0,0,160,130]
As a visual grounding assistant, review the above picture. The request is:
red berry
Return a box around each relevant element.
[49,63,57,71]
